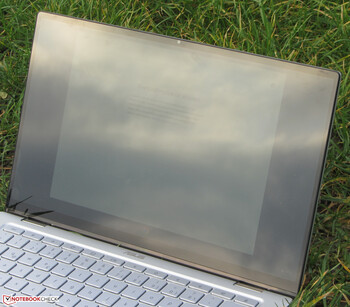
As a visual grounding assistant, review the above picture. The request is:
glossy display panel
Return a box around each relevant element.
[7,12,340,296]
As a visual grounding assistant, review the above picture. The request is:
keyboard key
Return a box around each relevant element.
[26,269,50,283]
[221,302,248,307]
[42,236,64,247]
[103,255,125,266]
[125,271,149,286]
[95,292,120,306]
[61,280,85,295]
[145,268,168,279]
[161,283,186,297]
[86,273,109,288]
[121,284,145,299]
[108,267,131,280]
[143,277,167,292]
[3,225,24,235]
[0,229,14,243]
[211,289,235,300]
[6,235,29,248]
[76,300,98,307]
[52,262,75,277]
[104,279,127,294]
[90,260,113,274]
[9,263,33,278]
[56,294,81,307]
[115,297,138,307]
[21,282,46,296]
[69,268,92,282]
[34,258,58,271]
[39,245,62,258]
[0,272,11,286]
[234,295,259,307]
[158,297,183,307]
[43,274,67,289]
[78,285,102,301]
[18,252,41,266]
[57,250,80,264]
[123,261,146,272]
[73,255,96,269]
[4,276,28,291]
[189,281,212,293]
[23,230,44,241]
[140,290,164,305]
[23,240,46,253]
[167,275,190,286]
[62,242,84,253]
[82,249,104,260]
[0,258,16,272]
[0,287,16,296]
[0,244,9,255]
[179,289,204,304]
[198,294,223,307]
[2,247,24,261]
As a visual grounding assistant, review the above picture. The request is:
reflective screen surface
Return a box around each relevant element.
[8,12,340,296]
[50,24,285,256]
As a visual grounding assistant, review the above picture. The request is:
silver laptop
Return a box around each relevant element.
[0,12,340,306]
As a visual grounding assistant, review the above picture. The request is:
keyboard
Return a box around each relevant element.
[0,224,259,307]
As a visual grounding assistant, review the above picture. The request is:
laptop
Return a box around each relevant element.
[0,12,340,306]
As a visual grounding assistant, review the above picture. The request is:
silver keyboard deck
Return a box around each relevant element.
[0,224,259,307]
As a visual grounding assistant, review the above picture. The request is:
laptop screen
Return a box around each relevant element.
[8,12,340,296]
[50,24,285,257]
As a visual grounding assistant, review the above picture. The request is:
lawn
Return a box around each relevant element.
[0,0,349,306]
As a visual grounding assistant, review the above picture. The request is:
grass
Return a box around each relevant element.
[0,0,349,305]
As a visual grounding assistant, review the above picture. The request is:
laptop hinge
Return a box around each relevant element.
[21,218,48,227]
[236,282,263,293]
